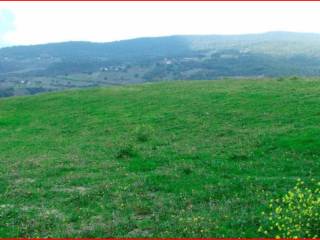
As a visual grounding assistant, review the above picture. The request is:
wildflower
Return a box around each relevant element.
[258,179,320,238]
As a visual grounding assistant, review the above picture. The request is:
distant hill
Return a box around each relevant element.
[2,31,320,97]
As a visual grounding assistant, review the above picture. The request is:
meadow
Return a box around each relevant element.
[0,78,319,237]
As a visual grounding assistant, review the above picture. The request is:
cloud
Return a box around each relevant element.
[0,9,15,47]
[2,2,320,46]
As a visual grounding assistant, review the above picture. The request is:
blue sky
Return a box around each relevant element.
[1,2,320,47]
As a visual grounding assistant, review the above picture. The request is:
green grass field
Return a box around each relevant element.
[0,78,319,237]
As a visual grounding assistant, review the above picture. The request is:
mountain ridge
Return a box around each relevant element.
[1,31,320,97]
[2,31,320,49]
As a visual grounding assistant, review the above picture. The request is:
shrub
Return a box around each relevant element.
[116,143,136,159]
[135,125,154,143]
[258,179,320,238]
[290,76,299,81]
[182,167,192,175]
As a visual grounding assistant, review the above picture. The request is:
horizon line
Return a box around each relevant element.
[2,30,320,49]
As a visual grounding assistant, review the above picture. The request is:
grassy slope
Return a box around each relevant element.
[0,79,319,237]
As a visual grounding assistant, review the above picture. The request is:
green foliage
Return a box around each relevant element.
[259,179,320,238]
[116,143,137,159]
[290,76,300,81]
[134,125,154,143]
[0,87,14,97]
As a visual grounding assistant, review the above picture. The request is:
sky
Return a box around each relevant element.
[1,1,320,47]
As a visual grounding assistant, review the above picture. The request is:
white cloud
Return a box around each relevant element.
[1,1,320,46]
[0,9,15,46]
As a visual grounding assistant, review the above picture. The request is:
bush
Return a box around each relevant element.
[0,88,14,97]
[116,143,136,159]
[258,179,320,238]
[290,76,299,81]
[135,125,154,143]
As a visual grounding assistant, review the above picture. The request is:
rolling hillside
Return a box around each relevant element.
[2,31,320,97]
[0,78,319,237]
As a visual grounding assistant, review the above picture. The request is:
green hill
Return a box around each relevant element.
[0,78,319,237]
